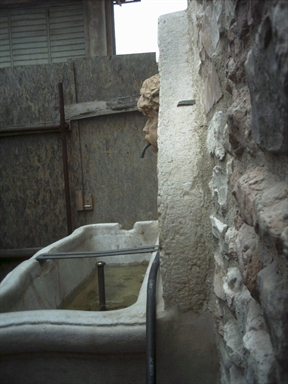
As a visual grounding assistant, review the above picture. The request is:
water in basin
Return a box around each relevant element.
[58,261,149,311]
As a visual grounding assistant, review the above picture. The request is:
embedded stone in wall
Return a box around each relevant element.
[210,215,228,255]
[243,248,262,303]
[232,223,258,273]
[214,251,226,300]
[225,223,260,302]
[245,1,288,154]
[225,226,239,260]
[202,62,223,114]
[225,87,252,157]
[207,111,226,160]
[233,167,271,227]
[198,3,220,58]
[223,267,243,308]
[243,300,276,384]
[257,261,288,382]
[255,180,288,252]
[234,168,288,259]
[210,156,233,213]
[210,166,228,208]
[223,318,245,368]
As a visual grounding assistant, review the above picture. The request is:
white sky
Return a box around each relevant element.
[114,0,187,58]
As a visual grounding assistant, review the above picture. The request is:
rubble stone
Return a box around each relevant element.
[245,2,288,154]
[207,111,226,160]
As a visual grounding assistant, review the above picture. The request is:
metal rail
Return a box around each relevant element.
[58,82,72,235]
[0,124,70,138]
[96,261,107,311]
[36,245,159,260]
[146,249,160,384]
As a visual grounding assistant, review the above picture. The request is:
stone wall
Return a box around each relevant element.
[158,1,287,383]
[189,0,288,382]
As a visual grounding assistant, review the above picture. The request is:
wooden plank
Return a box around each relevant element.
[65,96,140,121]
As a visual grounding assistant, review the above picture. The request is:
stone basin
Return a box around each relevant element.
[0,221,159,384]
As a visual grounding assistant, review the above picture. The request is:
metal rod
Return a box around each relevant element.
[140,142,152,158]
[0,248,42,260]
[36,245,159,260]
[96,261,106,311]
[58,82,72,235]
[0,124,65,138]
[146,250,160,384]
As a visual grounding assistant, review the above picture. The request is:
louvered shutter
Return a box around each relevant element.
[0,2,86,68]
[0,13,12,68]
[11,8,49,66]
[49,3,86,64]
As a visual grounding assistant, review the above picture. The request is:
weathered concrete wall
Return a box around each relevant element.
[71,54,158,229]
[0,63,76,249]
[83,0,108,57]
[0,53,158,252]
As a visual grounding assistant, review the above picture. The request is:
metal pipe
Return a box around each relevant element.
[0,124,65,138]
[58,82,72,235]
[140,142,151,158]
[0,248,42,259]
[36,245,159,260]
[96,261,106,311]
[146,249,160,384]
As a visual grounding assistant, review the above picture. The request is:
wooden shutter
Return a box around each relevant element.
[0,2,85,68]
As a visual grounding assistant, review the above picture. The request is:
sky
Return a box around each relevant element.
[114,0,187,59]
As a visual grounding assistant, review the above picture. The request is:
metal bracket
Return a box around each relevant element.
[177,100,196,107]
[75,190,94,211]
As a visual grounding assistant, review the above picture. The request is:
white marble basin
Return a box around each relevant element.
[0,221,159,384]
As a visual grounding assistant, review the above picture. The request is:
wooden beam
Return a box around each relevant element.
[64,95,140,121]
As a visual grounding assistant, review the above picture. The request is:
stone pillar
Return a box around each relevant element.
[156,9,220,383]
[158,9,211,312]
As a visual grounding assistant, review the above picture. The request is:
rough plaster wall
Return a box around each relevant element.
[182,0,288,383]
